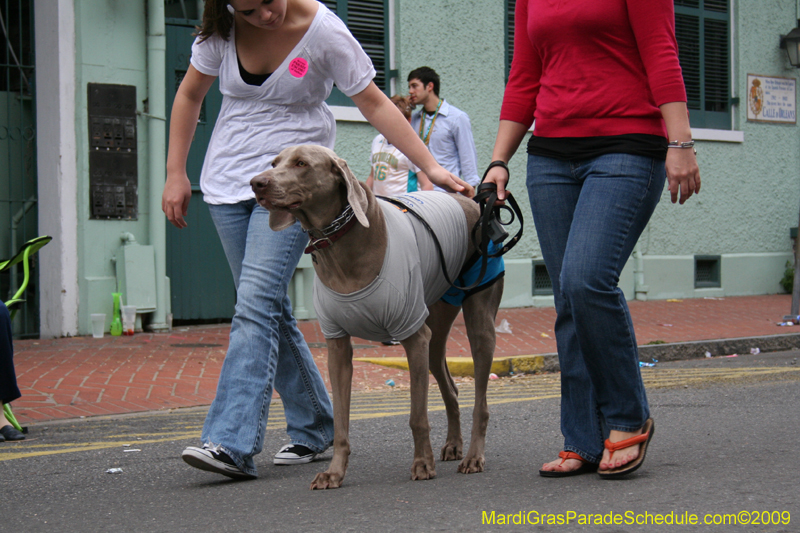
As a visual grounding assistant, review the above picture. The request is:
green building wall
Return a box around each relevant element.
[73,2,152,334]
[55,0,800,335]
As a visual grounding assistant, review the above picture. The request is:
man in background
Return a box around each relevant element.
[407,66,480,191]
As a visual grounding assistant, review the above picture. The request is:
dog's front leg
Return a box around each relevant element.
[310,336,353,490]
[400,324,436,480]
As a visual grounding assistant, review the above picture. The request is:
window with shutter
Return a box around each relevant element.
[505,0,516,81]
[674,0,731,129]
[323,0,390,107]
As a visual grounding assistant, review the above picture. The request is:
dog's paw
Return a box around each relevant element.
[457,455,486,474]
[410,458,437,481]
[440,442,463,461]
[310,471,345,490]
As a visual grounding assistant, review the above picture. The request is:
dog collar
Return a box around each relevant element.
[304,204,358,253]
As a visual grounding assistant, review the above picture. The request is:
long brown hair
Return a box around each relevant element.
[197,0,234,42]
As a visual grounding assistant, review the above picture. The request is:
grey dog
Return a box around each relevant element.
[251,145,504,489]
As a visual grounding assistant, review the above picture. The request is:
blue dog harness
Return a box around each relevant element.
[440,241,505,306]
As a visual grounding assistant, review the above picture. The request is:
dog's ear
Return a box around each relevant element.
[268,210,297,232]
[332,157,369,228]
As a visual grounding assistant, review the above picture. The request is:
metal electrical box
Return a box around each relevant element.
[88,83,138,219]
[115,241,157,313]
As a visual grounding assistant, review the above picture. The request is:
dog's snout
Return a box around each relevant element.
[250,175,269,191]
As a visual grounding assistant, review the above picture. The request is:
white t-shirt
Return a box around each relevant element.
[369,134,420,197]
[190,4,376,204]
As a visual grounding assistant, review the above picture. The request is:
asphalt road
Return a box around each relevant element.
[1,350,798,532]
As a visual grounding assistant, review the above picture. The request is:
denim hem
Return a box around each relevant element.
[278,319,334,448]
[207,441,259,478]
[606,421,649,434]
[290,439,331,455]
[563,445,601,465]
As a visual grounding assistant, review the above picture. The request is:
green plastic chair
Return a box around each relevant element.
[1,235,52,432]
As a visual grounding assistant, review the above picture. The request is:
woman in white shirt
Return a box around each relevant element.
[162,0,471,481]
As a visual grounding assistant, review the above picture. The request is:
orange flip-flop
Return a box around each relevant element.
[539,450,599,477]
[598,418,655,479]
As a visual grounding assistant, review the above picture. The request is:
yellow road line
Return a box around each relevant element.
[2,366,796,463]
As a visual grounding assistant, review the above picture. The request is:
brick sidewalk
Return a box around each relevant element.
[9,294,796,424]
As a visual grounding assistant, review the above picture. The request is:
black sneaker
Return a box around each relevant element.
[0,425,25,441]
[381,339,401,346]
[273,444,318,465]
[181,444,256,480]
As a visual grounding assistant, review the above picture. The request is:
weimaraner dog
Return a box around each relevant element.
[250,145,503,489]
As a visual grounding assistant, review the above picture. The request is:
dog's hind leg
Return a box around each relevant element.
[310,337,354,490]
[458,278,504,474]
[400,324,437,480]
[426,301,464,461]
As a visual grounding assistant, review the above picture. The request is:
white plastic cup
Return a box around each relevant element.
[91,313,106,338]
[121,305,136,336]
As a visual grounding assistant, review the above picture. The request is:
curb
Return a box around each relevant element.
[357,333,800,377]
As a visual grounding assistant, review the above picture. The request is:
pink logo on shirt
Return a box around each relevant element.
[289,57,309,78]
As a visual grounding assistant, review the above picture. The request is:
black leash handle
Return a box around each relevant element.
[472,163,524,258]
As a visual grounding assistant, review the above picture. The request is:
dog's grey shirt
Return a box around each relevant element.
[314,192,468,342]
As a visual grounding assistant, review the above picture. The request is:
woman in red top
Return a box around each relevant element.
[485,0,700,478]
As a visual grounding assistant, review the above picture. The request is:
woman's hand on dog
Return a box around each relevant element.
[162,171,192,229]
[427,166,475,198]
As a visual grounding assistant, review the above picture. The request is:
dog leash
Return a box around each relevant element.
[471,162,524,258]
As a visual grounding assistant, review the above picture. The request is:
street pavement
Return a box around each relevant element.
[9,294,800,425]
[0,350,798,532]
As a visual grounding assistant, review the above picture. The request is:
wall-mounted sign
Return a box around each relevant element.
[747,74,796,124]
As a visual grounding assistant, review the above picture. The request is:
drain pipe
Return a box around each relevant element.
[146,0,169,331]
[633,241,648,301]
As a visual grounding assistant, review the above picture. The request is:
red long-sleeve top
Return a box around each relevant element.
[500,0,687,138]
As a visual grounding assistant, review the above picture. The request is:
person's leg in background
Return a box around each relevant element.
[183,200,333,478]
[1,301,25,442]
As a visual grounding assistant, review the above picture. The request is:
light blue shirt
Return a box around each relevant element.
[411,100,480,191]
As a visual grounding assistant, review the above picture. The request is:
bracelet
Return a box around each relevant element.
[667,140,695,148]
[667,140,697,155]
[480,160,510,184]
[487,160,509,175]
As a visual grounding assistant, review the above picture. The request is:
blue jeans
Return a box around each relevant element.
[526,153,664,463]
[204,199,333,477]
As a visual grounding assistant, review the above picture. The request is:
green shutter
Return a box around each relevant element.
[324,0,389,106]
[320,0,338,12]
[505,0,516,81]
[676,13,701,110]
[674,0,731,129]
[704,17,729,113]
[348,1,387,90]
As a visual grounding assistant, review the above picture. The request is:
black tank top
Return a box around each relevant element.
[527,134,667,161]
[237,55,271,86]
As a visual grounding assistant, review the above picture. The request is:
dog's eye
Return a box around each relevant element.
[295,160,307,167]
